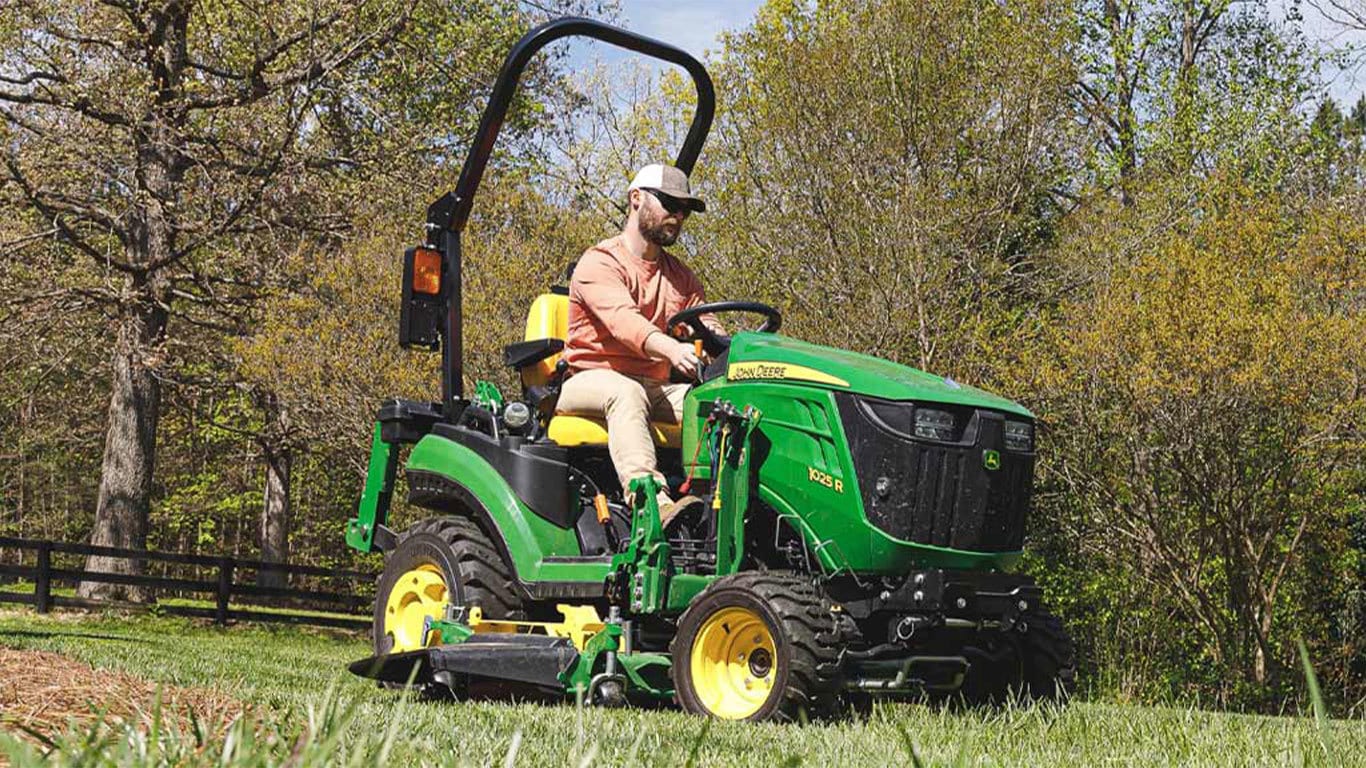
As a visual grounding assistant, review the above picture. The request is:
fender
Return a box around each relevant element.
[405,434,613,598]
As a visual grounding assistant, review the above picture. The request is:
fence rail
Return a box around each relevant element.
[0,537,378,630]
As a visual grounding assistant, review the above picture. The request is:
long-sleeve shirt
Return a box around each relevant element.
[564,235,711,381]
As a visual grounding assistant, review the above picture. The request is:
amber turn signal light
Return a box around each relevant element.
[412,247,442,295]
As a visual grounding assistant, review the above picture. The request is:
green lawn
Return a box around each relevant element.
[1,609,1362,766]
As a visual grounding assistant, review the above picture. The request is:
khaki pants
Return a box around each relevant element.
[556,368,688,494]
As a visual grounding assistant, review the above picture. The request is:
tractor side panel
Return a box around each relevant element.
[405,434,585,584]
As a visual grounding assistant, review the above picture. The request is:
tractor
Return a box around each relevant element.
[345,17,1076,721]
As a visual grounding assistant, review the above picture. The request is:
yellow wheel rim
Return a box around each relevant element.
[383,564,448,652]
[688,606,778,719]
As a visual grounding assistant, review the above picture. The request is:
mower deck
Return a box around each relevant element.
[350,633,578,690]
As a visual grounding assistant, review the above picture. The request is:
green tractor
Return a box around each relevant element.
[346,17,1075,721]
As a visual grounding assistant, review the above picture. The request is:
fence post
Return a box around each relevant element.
[35,541,52,614]
[215,557,233,626]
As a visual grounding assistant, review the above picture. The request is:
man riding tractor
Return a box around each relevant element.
[348,17,1075,721]
[556,163,720,527]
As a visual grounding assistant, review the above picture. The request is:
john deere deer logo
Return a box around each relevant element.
[982,450,1001,471]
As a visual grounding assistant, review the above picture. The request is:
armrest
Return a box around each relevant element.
[503,338,565,369]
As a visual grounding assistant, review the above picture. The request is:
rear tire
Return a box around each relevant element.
[671,572,845,722]
[371,516,523,659]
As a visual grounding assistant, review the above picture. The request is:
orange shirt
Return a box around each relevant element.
[564,235,708,381]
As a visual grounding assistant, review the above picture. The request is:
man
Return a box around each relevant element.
[556,164,719,524]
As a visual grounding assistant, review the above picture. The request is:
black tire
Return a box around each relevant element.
[1012,611,1077,701]
[956,611,1077,706]
[671,572,846,722]
[371,515,523,658]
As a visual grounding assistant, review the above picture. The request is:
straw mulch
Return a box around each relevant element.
[0,647,246,744]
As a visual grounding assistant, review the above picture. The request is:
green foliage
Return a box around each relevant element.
[693,0,1078,381]
[1022,172,1365,707]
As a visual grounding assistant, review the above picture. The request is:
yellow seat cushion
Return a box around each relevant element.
[548,414,682,448]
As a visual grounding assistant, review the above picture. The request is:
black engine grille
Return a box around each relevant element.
[834,394,1031,553]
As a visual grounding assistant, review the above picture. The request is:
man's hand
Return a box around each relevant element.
[644,332,701,379]
[667,340,702,379]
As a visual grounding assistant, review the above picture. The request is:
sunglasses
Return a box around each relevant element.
[644,188,691,216]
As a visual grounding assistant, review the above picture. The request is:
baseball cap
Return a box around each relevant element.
[627,164,706,213]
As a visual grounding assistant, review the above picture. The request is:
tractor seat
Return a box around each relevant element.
[548,414,682,448]
[510,289,683,450]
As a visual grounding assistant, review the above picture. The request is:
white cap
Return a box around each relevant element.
[627,164,706,212]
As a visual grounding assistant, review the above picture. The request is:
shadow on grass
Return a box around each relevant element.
[0,628,150,644]
[415,680,662,707]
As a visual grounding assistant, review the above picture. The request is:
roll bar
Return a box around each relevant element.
[415,17,716,414]
[426,16,716,237]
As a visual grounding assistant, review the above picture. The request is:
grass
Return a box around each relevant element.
[1,609,1364,766]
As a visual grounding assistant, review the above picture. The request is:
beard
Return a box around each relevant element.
[637,208,681,246]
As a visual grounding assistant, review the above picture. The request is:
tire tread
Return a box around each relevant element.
[672,571,849,721]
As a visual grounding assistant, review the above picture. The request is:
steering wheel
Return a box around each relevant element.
[666,301,782,357]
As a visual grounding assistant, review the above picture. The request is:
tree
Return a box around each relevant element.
[225,0,610,572]
[693,0,1077,382]
[1075,0,1167,204]
[0,211,110,543]
[1171,1,1231,162]
[233,167,603,472]
[0,0,417,597]
[1027,174,1365,702]
[1073,2,1319,202]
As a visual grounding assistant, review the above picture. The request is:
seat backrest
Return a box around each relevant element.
[522,292,569,388]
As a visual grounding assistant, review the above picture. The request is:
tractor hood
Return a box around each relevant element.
[725,332,1033,418]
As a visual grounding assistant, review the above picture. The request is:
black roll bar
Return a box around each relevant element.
[426,16,716,236]
[422,17,715,414]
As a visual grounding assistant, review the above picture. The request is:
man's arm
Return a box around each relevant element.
[574,254,661,353]
[643,331,701,379]
[575,253,699,376]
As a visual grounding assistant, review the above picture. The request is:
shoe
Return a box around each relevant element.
[659,494,704,529]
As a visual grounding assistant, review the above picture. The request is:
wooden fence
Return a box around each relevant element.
[0,537,377,630]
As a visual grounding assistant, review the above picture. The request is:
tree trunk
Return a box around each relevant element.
[78,293,167,601]
[77,1,189,601]
[1106,0,1138,206]
[1174,1,1212,170]
[257,445,291,589]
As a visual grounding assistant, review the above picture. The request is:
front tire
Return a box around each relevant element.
[671,572,845,721]
[1011,612,1077,701]
[372,516,523,658]
[956,611,1077,705]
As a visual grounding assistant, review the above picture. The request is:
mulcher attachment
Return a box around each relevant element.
[350,633,580,690]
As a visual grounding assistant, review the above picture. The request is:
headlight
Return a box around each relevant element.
[1003,420,1033,452]
[913,407,957,441]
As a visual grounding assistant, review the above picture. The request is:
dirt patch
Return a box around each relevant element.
[0,647,246,744]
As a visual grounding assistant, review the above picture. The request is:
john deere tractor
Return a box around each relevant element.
[346,17,1075,721]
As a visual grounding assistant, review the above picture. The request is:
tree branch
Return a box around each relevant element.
[184,6,411,111]
[1,153,136,271]
[181,6,387,109]
[0,71,63,86]
[0,85,132,127]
